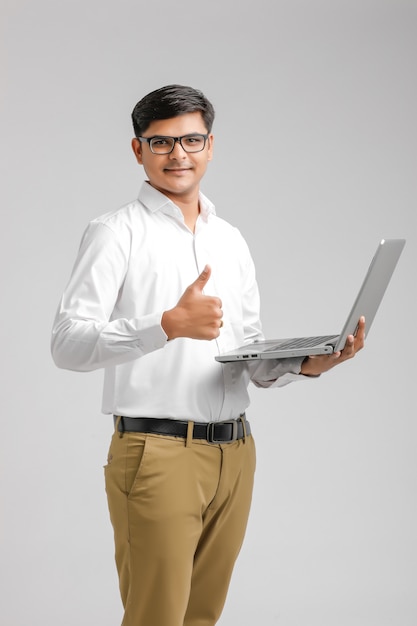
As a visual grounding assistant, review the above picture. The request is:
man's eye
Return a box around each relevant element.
[153,138,169,146]
[184,136,203,145]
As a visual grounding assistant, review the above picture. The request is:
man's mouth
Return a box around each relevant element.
[164,167,192,171]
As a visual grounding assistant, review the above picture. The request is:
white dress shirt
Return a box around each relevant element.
[51,182,305,421]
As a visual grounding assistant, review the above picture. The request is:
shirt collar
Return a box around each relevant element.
[138,181,216,222]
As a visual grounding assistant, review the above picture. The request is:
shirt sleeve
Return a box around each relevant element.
[51,221,167,372]
[248,356,311,388]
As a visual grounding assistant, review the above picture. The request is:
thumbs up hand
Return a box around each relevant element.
[161,265,223,340]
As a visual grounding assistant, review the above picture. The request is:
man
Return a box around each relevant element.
[51,84,365,626]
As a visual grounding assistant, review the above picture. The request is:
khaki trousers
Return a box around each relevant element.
[104,424,256,626]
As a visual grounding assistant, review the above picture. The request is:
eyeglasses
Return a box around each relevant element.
[138,133,209,155]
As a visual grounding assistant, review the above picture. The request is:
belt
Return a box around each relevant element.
[114,415,250,444]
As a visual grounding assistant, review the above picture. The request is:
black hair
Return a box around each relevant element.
[131,84,215,137]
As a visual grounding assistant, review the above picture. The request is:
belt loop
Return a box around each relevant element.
[115,415,124,438]
[240,414,247,444]
[186,420,194,448]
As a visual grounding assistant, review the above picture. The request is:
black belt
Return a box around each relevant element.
[114,415,250,444]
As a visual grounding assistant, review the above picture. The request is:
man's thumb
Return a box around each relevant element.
[193,264,211,291]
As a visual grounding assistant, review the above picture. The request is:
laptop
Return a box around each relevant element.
[215,238,405,362]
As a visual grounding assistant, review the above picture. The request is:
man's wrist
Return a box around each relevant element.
[161,307,184,341]
[161,309,174,341]
[300,356,320,377]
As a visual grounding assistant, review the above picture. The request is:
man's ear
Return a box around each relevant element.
[207,134,214,162]
[131,138,143,164]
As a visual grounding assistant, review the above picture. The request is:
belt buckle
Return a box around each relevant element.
[207,420,238,444]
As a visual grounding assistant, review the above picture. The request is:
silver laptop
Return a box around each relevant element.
[215,238,405,362]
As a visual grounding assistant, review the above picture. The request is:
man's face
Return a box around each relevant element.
[131,111,213,203]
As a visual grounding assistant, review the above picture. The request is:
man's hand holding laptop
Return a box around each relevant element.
[300,316,366,376]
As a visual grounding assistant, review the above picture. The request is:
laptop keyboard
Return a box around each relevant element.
[265,335,337,351]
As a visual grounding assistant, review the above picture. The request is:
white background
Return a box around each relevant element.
[1,1,416,624]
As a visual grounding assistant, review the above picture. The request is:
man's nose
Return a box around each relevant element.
[170,139,187,157]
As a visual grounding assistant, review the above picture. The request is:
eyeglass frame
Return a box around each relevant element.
[137,133,210,154]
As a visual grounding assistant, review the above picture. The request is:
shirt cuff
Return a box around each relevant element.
[129,311,168,353]
[250,357,317,388]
